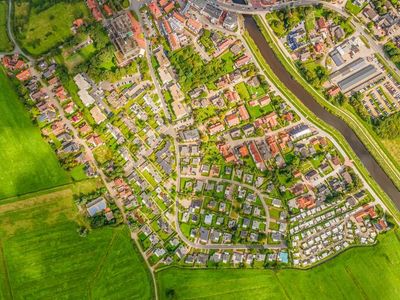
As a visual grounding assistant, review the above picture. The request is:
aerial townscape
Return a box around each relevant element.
[0,0,400,299]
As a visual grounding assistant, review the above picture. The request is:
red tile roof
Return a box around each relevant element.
[149,1,162,19]
[103,4,113,16]
[164,2,174,13]
[16,69,31,81]
[238,105,250,121]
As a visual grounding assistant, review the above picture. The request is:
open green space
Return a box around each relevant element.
[0,68,70,199]
[199,29,215,54]
[246,103,274,119]
[304,10,315,31]
[345,0,367,15]
[235,82,251,100]
[70,164,89,181]
[157,229,400,300]
[0,1,12,52]
[169,46,235,92]
[14,1,89,56]
[0,184,153,299]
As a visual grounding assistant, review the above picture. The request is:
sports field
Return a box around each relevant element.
[0,1,12,52]
[0,69,70,199]
[157,229,400,299]
[16,2,89,56]
[0,182,153,300]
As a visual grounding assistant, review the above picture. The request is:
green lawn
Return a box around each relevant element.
[0,69,70,199]
[64,43,97,71]
[345,0,367,15]
[265,13,287,37]
[305,11,315,32]
[16,2,89,56]
[246,103,274,119]
[157,229,400,299]
[0,1,12,52]
[70,164,89,181]
[235,82,251,100]
[0,185,153,299]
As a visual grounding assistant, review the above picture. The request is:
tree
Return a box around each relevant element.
[349,92,370,122]
[375,112,400,139]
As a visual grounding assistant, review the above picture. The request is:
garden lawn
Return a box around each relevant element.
[157,229,400,299]
[0,185,153,300]
[0,69,70,199]
[169,46,233,92]
[64,43,97,71]
[265,13,286,37]
[17,2,89,56]
[345,0,367,15]
[0,1,12,52]
[235,82,250,100]
[246,103,273,119]
[305,10,315,32]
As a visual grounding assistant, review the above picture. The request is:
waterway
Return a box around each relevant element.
[242,15,400,209]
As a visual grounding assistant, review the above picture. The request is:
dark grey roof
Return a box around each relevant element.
[330,51,345,66]
[338,65,379,92]
[203,3,222,19]
[330,58,366,80]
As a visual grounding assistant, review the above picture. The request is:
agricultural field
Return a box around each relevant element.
[0,68,70,199]
[0,1,12,52]
[14,1,89,56]
[0,182,153,300]
[157,229,400,299]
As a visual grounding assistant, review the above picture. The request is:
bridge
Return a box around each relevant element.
[198,0,336,14]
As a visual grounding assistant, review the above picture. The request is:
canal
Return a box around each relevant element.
[242,15,400,208]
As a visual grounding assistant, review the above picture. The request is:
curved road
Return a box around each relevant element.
[4,0,33,60]
[0,0,15,56]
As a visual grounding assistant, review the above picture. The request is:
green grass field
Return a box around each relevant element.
[345,0,367,15]
[0,183,153,299]
[0,1,12,52]
[157,229,400,299]
[0,69,70,199]
[16,2,89,56]
[63,43,97,71]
